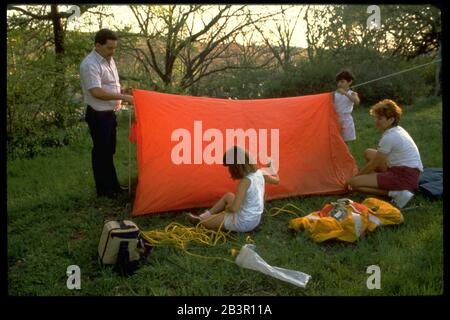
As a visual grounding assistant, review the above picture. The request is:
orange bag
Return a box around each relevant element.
[130,90,358,215]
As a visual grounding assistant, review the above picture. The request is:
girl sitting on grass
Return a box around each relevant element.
[188,146,279,232]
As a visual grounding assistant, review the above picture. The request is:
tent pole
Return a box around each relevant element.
[128,103,132,198]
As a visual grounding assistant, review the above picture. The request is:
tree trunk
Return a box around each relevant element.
[51,5,64,55]
[50,5,66,127]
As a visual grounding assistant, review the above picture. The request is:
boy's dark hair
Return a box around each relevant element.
[95,29,118,45]
[336,70,355,83]
[222,146,257,180]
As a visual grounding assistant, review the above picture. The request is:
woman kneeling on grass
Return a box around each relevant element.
[348,99,423,208]
[188,146,280,232]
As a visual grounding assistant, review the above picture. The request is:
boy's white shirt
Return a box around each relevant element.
[334,89,355,114]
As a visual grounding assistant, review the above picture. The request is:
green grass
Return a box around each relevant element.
[7,96,443,296]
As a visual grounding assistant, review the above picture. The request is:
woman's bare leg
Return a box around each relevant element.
[364,148,388,172]
[348,173,388,196]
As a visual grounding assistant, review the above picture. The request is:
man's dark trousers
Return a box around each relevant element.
[85,105,121,197]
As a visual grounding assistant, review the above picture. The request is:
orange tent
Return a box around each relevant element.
[130,90,357,216]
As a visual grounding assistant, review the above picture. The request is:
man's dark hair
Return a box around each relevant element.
[336,70,355,83]
[94,29,117,45]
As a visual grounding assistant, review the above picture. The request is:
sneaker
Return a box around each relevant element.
[98,192,117,199]
[114,185,129,193]
[187,213,202,224]
[390,190,414,209]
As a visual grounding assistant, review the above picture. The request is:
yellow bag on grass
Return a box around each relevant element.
[288,198,403,243]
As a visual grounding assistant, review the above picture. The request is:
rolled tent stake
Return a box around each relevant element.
[235,244,311,288]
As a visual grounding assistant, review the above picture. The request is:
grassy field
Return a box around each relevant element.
[7,96,443,296]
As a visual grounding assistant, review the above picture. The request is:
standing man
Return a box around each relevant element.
[80,29,133,199]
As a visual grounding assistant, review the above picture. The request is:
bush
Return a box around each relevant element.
[263,48,437,104]
[7,29,91,159]
[7,125,85,159]
[347,51,437,105]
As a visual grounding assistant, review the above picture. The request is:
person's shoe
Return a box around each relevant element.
[98,191,118,199]
[112,186,129,198]
[199,210,211,220]
[187,213,202,224]
[116,185,129,193]
[389,190,414,209]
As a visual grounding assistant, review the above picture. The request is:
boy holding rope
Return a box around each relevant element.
[333,70,360,142]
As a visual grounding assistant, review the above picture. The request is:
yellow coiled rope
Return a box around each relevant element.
[139,215,248,263]
[268,203,307,218]
[138,204,301,263]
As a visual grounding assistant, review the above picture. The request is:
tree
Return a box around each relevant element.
[7,5,100,127]
[7,5,99,55]
[303,5,441,60]
[253,5,306,71]
[304,5,336,63]
[120,5,281,92]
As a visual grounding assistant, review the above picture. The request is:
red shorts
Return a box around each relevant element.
[377,166,420,191]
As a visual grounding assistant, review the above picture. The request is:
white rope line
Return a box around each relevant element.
[351,59,441,89]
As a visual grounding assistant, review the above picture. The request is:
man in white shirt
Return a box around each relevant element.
[347,99,423,208]
[80,29,134,199]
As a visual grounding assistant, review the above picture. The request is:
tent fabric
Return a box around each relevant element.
[130,89,358,216]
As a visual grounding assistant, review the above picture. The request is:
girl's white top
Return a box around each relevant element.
[224,169,265,232]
